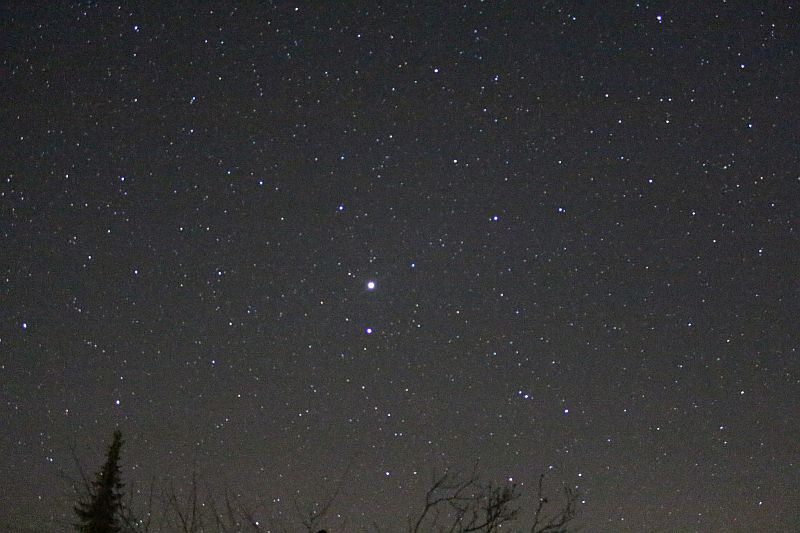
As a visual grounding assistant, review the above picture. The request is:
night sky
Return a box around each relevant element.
[2,2,799,531]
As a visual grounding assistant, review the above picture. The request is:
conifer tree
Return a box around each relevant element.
[74,430,125,533]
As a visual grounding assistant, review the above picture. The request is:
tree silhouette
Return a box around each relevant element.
[67,433,580,532]
[409,467,578,533]
[74,430,126,533]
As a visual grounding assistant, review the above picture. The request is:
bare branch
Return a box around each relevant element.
[293,463,352,532]
[410,464,520,533]
[529,474,579,533]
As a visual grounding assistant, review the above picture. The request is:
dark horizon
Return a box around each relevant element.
[2,2,798,531]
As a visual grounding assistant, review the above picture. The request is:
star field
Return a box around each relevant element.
[1,3,799,531]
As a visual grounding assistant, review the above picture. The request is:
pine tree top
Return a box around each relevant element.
[74,430,126,533]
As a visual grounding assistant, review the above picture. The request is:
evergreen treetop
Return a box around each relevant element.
[74,429,125,533]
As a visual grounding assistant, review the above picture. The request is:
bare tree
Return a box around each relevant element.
[291,462,352,533]
[409,468,578,533]
[409,465,519,533]
[292,481,342,533]
[118,477,157,532]
[160,474,259,533]
[127,471,297,533]
[67,434,579,533]
[165,473,202,533]
[529,474,579,533]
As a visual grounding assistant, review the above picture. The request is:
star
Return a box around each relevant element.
[3,3,794,531]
